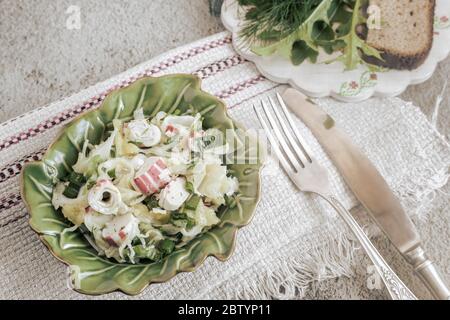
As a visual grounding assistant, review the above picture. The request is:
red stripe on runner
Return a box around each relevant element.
[0,149,45,183]
[0,36,232,152]
[0,56,254,188]
[193,55,246,79]
[0,81,272,215]
[216,75,266,99]
[0,194,22,211]
[0,76,268,191]
[1,70,274,213]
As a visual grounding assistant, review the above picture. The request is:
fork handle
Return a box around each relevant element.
[320,194,417,300]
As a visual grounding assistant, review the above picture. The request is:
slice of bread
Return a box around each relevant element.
[363,0,435,70]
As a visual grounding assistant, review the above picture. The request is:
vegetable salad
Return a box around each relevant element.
[51,108,238,263]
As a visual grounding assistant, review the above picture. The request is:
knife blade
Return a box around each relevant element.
[282,88,450,300]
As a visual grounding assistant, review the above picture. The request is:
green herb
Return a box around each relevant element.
[186,161,196,171]
[107,168,116,179]
[170,211,196,230]
[128,140,142,147]
[224,194,237,209]
[185,181,194,193]
[185,195,201,211]
[62,172,87,199]
[238,0,325,46]
[63,184,79,199]
[164,137,174,145]
[68,172,86,187]
[133,245,162,261]
[175,232,183,242]
[131,237,141,246]
[157,239,176,255]
[144,195,159,209]
[159,230,183,243]
[86,179,96,190]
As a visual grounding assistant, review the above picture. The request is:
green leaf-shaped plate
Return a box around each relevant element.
[20,74,263,295]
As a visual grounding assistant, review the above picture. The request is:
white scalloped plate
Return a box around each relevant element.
[221,0,450,102]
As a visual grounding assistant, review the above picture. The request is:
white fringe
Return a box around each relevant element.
[198,174,450,300]
[199,230,360,300]
[195,94,450,300]
[397,168,450,222]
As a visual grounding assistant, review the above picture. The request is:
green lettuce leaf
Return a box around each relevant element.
[246,0,383,70]
[328,0,383,70]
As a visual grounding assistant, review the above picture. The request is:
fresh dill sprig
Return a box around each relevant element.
[237,0,325,45]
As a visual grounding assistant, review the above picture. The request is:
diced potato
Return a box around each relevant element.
[61,204,86,226]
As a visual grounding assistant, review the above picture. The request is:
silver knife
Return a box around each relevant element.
[282,88,450,300]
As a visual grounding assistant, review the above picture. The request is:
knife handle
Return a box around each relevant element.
[405,246,450,300]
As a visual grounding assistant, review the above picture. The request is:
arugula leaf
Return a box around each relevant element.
[329,0,383,70]
[291,40,318,65]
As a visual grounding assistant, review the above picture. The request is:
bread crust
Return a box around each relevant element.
[362,0,436,70]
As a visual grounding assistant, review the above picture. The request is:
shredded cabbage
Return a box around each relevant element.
[51,110,239,263]
[52,182,89,210]
[197,163,229,203]
[73,127,117,174]
[113,119,140,157]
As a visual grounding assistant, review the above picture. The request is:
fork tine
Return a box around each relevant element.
[260,100,302,172]
[276,92,313,162]
[253,105,295,175]
[268,97,309,167]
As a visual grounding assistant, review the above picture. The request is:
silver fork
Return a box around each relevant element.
[254,93,417,300]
